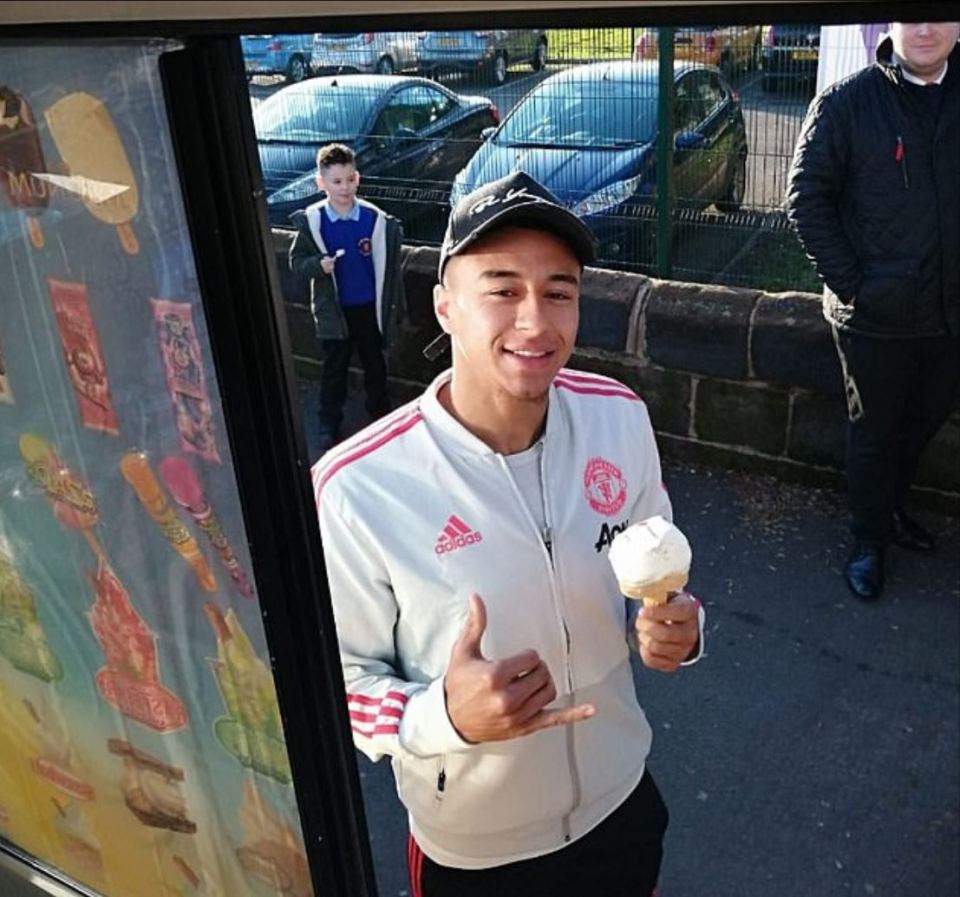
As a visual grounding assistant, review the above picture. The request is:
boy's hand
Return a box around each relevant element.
[320,247,345,275]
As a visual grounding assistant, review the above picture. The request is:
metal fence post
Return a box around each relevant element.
[656,26,674,278]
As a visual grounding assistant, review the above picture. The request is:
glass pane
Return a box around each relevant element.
[0,39,315,897]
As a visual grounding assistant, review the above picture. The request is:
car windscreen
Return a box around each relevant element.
[253,85,380,141]
[495,75,658,148]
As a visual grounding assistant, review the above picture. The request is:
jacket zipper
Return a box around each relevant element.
[895,135,910,189]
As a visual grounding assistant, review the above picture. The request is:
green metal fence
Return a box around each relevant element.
[249,23,868,294]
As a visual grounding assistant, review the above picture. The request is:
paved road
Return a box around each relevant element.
[298,381,960,897]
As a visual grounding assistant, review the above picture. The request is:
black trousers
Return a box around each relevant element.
[833,327,959,545]
[409,769,668,897]
[319,303,389,436]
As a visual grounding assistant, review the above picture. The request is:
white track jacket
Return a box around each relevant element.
[312,368,704,869]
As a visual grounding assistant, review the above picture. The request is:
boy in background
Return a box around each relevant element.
[290,143,405,453]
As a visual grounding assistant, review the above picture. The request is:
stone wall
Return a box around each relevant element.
[273,231,959,512]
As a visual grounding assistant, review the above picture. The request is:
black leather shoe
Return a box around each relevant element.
[844,544,884,601]
[892,510,936,553]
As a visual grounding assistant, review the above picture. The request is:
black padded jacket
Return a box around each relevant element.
[786,38,959,337]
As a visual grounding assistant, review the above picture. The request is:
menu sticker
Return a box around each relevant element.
[152,299,220,463]
[46,278,120,436]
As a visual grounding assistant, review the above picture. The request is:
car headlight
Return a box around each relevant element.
[267,174,319,206]
[570,173,646,217]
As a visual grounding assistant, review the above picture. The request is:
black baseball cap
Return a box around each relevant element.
[423,171,597,361]
[438,170,597,282]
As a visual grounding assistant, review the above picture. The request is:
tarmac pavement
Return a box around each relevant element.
[300,378,959,897]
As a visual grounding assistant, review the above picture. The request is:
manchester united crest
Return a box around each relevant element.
[583,457,627,516]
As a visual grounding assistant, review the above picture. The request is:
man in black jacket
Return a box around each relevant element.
[786,22,960,601]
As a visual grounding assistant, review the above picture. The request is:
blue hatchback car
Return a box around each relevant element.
[450,60,748,266]
[242,33,315,83]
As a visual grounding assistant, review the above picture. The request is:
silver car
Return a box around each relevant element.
[311,31,420,75]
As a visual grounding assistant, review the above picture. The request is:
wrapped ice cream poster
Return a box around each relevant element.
[108,738,197,834]
[0,547,64,682]
[152,299,221,464]
[120,452,217,593]
[87,558,188,733]
[204,602,291,784]
[46,278,120,436]
[24,696,95,802]
[0,84,47,249]
[159,455,254,599]
[19,432,104,558]
[236,780,313,897]
[43,91,140,254]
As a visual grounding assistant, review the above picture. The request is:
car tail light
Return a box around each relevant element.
[763,25,775,47]
[731,89,741,102]
[635,36,649,59]
[267,39,285,51]
[362,32,375,44]
[489,103,501,124]
[704,34,716,52]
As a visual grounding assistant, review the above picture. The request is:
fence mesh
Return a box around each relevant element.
[247,23,885,294]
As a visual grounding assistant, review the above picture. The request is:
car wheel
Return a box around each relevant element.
[376,56,395,75]
[490,52,507,85]
[285,55,307,83]
[532,39,548,71]
[717,154,747,213]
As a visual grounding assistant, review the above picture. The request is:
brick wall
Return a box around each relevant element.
[273,232,959,512]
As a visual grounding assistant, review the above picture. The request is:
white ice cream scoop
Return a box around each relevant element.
[608,515,692,606]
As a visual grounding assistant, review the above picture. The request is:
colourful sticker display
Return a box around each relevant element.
[87,559,188,733]
[46,278,120,436]
[120,452,216,593]
[160,455,253,599]
[152,299,220,464]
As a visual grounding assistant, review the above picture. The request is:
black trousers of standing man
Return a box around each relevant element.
[318,302,390,440]
[833,328,959,546]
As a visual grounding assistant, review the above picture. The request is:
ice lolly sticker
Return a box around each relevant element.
[236,781,312,897]
[51,797,105,882]
[152,299,220,463]
[46,278,120,436]
[159,456,253,599]
[87,558,188,732]
[0,85,48,249]
[120,453,216,592]
[0,337,13,404]
[24,696,95,801]
[205,603,291,784]
[43,91,140,254]
[108,738,197,834]
[19,433,103,558]
[0,548,64,682]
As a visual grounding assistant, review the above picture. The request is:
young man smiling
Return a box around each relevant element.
[313,172,705,897]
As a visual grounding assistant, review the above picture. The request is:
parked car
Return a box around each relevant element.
[633,25,760,76]
[311,31,420,75]
[760,23,820,92]
[253,74,500,231]
[450,60,748,267]
[241,33,315,83]
[417,29,548,85]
